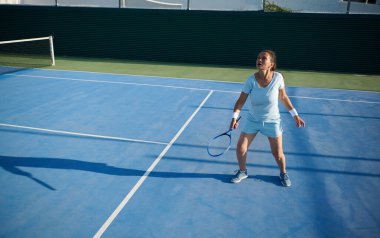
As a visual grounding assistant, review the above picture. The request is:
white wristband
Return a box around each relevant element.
[232,112,240,119]
[289,108,298,117]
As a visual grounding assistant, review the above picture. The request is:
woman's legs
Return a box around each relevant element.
[268,136,291,186]
[231,132,256,183]
[236,132,257,171]
[268,136,286,173]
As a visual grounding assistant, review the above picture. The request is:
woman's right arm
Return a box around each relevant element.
[230,92,249,129]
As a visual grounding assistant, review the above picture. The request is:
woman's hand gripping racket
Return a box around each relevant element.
[207,116,241,158]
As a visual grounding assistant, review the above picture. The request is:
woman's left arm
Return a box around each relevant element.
[279,88,305,128]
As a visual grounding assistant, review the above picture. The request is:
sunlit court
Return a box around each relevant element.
[0,68,379,237]
[1,1,380,237]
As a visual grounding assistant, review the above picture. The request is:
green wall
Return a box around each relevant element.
[1,6,379,74]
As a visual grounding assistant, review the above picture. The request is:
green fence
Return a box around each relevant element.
[1,5,379,74]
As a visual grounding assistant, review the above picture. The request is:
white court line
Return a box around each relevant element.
[4,65,380,93]
[93,90,214,238]
[6,66,380,93]
[4,73,380,104]
[1,65,245,86]
[0,123,167,145]
[1,65,244,85]
[4,73,215,92]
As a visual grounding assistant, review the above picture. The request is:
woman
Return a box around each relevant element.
[230,50,305,187]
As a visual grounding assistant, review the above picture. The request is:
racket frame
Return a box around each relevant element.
[207,116,241,157]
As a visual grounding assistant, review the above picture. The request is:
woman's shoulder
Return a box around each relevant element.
[273,71,284,79]
[273,71,285,88]
[248,73,256,79]
[245,74,257,84]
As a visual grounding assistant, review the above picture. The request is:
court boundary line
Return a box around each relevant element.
[1,65,243,85]
[0,123,168,145]
[3,65,380,93]
[5,73,223,92]
[93,90,214,238]
[4,73,380,104]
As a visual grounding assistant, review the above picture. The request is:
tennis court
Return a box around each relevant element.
[0,67,379,237]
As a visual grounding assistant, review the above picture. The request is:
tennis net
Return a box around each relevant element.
[0,36,55,71]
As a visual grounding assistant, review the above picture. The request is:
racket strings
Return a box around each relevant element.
[207,133,232,157]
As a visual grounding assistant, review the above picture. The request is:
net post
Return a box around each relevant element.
[346,0,351,14]
[262,0,265,11]
[49,36,55,66]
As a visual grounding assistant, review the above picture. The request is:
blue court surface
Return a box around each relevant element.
[0,67,379,238]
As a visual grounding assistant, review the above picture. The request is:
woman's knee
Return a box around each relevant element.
[237,142,248,156]
[272,152,285,161]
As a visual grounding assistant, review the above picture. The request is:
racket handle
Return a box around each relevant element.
[230,116,241,130]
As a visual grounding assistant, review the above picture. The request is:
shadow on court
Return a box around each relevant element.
[0,155,285,190]
[2,128,379,163]
[2,153,379,191]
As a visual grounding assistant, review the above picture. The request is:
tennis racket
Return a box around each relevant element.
[207,116,241,157]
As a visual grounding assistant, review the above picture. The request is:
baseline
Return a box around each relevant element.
[3,72,380,104]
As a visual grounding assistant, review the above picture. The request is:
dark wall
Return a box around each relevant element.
[1,6,379,74]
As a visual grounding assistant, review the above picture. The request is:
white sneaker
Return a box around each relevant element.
[280,173,291,187]
[231,170,248,183]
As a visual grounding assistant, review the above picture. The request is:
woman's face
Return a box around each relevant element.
[256,52,273,71]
